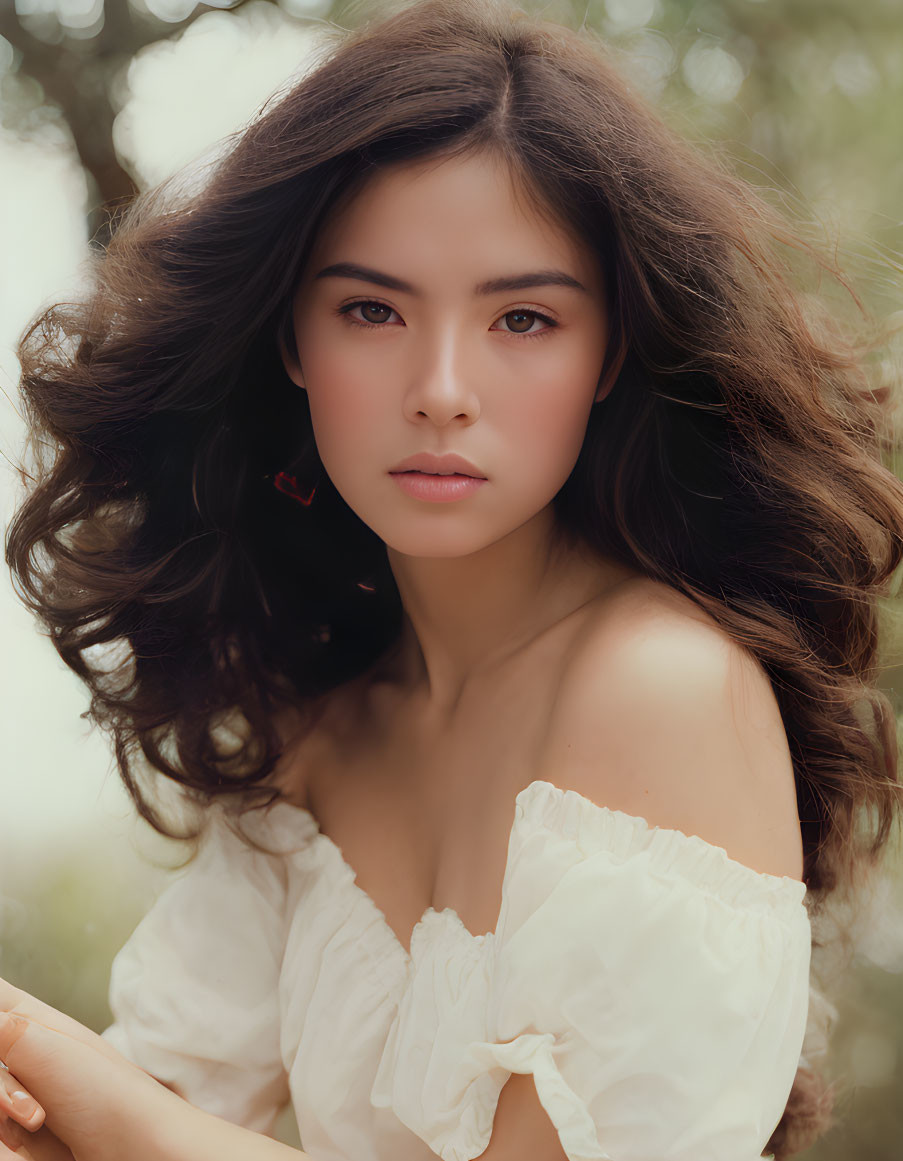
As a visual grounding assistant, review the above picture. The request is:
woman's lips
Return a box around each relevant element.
[389,471,487,503]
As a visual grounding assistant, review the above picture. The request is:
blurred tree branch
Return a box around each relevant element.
[0,0,258,248]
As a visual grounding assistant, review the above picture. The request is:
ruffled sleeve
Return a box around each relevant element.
[99,802,293,1137]
[381,780,812,1161]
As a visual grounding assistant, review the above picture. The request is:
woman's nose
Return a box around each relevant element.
[403,330,481,426]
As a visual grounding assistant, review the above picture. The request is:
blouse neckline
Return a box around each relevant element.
[233,778,808,967]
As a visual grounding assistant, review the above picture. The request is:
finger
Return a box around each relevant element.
[0,1010,132,1147]
[0,1114,75,1161]
[0,1113,32,1157]
[0,984,96,1056]
[0,1126,44,1160]
[0,1013,31,1069]
[0,1120,74,1161]
[0,1070,44,1132]
[0,1114,17,1153]
[0,1014,55,1117]
[0,981,132,1074]
[0,980,28,1026]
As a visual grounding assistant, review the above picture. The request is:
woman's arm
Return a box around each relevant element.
[144,1097,312,1161]
[2,1049,310,1161]
[0,993,314,1161]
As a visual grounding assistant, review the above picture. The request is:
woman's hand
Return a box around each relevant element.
[1,1053,83,1159]
[2,1063,78,1160]
[0,1097,74,1161]
[0,975,182,1161]
[0,977,307,1161]
[0,1060,45,1133]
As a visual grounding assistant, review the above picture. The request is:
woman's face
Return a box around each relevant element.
[282,150,611,559]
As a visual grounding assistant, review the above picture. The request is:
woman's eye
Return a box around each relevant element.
[493,309,557,338]
[336,301,557,340]
[340,301,399,327]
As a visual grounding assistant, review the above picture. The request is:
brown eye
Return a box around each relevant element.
[493,308,557,339]
[360,302,392,324]
[337,300,399,329]
[504,310,536,334]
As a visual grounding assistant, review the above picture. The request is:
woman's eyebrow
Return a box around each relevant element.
[313,261,590,297]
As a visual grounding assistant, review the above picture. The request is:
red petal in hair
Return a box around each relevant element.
[274,471,316,506]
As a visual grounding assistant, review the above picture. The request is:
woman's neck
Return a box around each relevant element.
[385,522,638,721]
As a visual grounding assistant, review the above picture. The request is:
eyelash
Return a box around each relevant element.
[334,299,559,341]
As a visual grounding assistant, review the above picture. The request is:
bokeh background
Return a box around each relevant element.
[1,0,903,1156]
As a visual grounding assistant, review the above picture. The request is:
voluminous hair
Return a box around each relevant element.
[6,1,903,1154]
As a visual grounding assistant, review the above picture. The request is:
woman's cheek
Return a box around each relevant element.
[507,384,592,489]
[307,379,378,460]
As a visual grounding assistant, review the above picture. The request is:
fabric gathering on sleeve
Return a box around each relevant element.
[99,800,293,1138]
[95,776,812,1161]
[373,780,812,1161]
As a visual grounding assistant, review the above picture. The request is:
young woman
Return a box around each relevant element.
[3,1,902,1159]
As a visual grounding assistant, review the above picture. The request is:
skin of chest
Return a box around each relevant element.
[274,588,614,950]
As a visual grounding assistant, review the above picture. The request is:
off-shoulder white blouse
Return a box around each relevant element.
[100,779,811,1161]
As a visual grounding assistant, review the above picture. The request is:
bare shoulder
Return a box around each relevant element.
[538,576,804,881]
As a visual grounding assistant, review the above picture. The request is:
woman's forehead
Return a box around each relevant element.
[322,151,560,235]
[302,152,602,296]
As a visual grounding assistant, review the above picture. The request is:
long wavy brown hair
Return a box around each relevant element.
[6,0,903,1154]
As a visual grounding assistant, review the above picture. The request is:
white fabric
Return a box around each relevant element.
[101,779,811,1160]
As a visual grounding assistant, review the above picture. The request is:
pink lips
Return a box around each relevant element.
[389,451,485,477]
[390,471,487,503]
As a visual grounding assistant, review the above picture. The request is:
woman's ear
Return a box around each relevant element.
[278,296,306,389]
[593,331,627,404]
[279,331,306,390]
[593,370,615,405]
